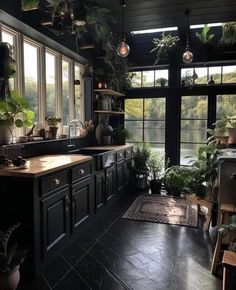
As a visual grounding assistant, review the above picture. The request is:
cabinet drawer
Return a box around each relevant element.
[125,148,132,159]
[40,170,69,197]
[116,150,124,161]
[72,162,92,183]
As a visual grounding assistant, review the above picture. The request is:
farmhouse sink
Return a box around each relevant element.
[67,148,115,170]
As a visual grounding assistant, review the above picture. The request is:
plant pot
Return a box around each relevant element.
[150,179,162,194]
[102,135,111,145]
[0,123,12,145]
[215,135,229,148]
[0,265,20,290]
[227,128,236,144]
[50,126,58,139]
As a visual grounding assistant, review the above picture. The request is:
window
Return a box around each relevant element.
[45,51,57,117]
[1,28,17,90]
[180,95,208,165]
[74,63,81,120]
[216,94,236,119]
[222,65,236,83]
[142,71,154,87]
[23,39,39,121]
[129,69,169,88]
[62,58,70,131]
[125,98,166,152]
[155,69,168,87]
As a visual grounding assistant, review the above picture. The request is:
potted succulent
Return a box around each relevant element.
[0,223,27,290]
[0,91,35,144]
[45,116,61,139]
[148,151,165,194]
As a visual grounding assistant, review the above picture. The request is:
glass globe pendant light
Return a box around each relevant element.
[117,0,130,57]
[183,9,193,63]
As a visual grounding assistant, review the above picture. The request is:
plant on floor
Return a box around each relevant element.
[133,143,151,172]
[196,24,215,44]
[148,151,165,194]
[0,223,27,290]
[151,33,179,64]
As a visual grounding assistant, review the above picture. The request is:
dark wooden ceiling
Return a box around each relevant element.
[100,0,236,33]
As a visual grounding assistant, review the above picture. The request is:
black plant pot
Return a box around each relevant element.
[150,179,162,194]
[166,186,181,196]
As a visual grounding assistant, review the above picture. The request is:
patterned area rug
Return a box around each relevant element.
[122,195,198,227]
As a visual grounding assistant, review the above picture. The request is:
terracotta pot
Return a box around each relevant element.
[227,128,236,144]
[0,265,20,290]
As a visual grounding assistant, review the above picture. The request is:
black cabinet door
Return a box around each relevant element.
[117,160,125,195]
[95,171,105,213]
[41,186,70,260]
[125,158,133,186]
[71,177,93,232]
[106,165,116,203]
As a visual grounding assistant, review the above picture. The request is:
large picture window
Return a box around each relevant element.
[62,58,70,131]
[74,64,81,120]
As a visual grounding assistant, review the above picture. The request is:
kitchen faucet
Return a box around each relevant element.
[67,119,84,147]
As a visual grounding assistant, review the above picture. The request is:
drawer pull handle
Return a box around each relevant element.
[52,178,61,187]
[79,169,85,175]
[65,194,70,211]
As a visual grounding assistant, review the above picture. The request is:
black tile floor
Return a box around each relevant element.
[19,194,221,290]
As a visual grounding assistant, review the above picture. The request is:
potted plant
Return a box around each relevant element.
[45,116,61,139]
[150,33,179,64]
[207,117,228,148]
[0,223,27,290]
[111,127,132,145]
[148,151,165,194]
[226,117,236,145]
[219,22,236,48]
[0,91,35,144]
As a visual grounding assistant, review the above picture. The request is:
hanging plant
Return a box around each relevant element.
[151,33,179,64]
[21,0,39,10]
[196,24,214,44]
[220,22,236,48]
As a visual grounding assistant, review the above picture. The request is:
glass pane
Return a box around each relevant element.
[149,143,165,154]
[144,121,165,142]
[62,59,70,130]
[2,30,15,90]
[194,67,207,84]
[155,69,168,87]
[23,41,39,121]
[181,120,207,143]
[144,98,166,119]
[181,68,193,86]
[45,51,56,117]
[142,70,154,87]
[125,99,143,120]
[209,66,221,84]
[180,143,199,166]
[130,71,141,88]
[74,64,81,120]
[124,120,143,142]
[181,95,208,119]
[222,65,236,83]
[216,94,236,119]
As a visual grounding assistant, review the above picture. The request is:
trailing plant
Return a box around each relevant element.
[0,223,27,272]
[196,24,214,44]
[151,33,179,64]
[220,22,236,47]
[0,91,35,128]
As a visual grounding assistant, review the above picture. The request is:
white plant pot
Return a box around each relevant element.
[0,124,12,145]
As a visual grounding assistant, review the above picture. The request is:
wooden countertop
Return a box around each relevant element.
[0,155,92,178]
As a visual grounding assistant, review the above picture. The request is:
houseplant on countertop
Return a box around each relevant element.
[207,117,228,148]
[148,151,165,194]
[0,91,35,144]
[0,223,27,290]
[111,127,132,145]
[45,116,61,139]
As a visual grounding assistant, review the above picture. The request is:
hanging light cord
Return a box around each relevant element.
[121,0,126,40]
[185,9,190,48]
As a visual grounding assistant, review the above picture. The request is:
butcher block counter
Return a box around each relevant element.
[0,154,92,178]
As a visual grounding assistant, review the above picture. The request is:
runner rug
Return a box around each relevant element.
[122,195,198,227]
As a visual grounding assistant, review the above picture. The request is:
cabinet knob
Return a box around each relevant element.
[79,169,85,175]
[52,178,61,187]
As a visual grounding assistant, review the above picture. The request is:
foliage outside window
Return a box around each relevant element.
[180,95,208,165]
[74,64,81,120]
[129,69,169,88]
[216,94,236,120]
[62,59,70,133]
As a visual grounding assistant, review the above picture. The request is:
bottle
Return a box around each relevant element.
[208,75,215,85]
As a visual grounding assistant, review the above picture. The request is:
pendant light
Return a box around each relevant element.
[117,0,130,57]
[183,9,193,63]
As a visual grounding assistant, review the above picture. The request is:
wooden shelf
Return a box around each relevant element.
[94,89,125,97]
[94,110,125,115]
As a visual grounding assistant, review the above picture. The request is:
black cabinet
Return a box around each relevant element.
[41,187,70,259]
[95,171,106,213]
[71,176,93,232]
[106,165,116,203]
